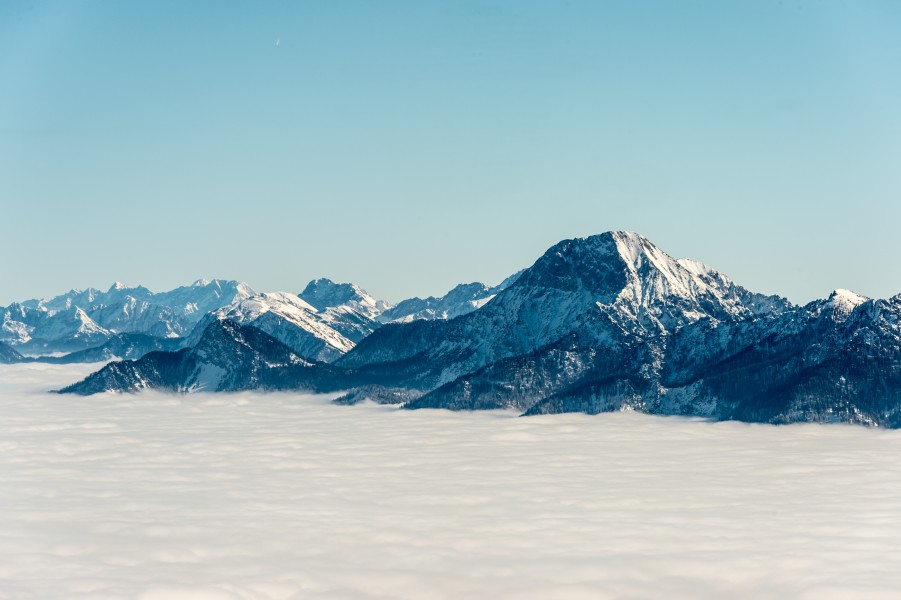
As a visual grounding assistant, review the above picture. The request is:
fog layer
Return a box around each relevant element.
[2,363,900,599]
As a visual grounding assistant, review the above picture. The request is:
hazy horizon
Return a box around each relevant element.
[2,1,899,306]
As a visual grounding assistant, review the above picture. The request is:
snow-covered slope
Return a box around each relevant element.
[524,231,790,331]
[188,292,379,362]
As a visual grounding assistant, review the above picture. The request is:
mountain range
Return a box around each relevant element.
[14,231,901,427]
[0,279,255,354]
[0,274,514,363]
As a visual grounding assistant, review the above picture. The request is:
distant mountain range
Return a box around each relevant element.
[1,274,514,362]
[12,231,901,427]
[1,279,255,354]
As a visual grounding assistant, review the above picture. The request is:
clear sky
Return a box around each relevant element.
[1,0,899,306]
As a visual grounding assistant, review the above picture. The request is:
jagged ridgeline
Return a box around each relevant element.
[45,231,901,427]
[1,273,515,364]
[0,280,256,355]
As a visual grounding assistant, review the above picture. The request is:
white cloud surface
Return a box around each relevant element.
[1,362,901,600]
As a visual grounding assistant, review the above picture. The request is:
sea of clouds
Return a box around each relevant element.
[1,362,900,600]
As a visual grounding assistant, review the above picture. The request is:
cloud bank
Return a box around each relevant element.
[1,363,900,599]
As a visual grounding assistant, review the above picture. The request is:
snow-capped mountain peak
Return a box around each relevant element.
[820,288,869,322]
[298,278,391,320]
[829,288,868,306]
[514,231,790,332]
[342,230,794,389]
[380,281,502,323]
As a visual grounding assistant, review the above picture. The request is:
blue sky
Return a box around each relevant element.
[1,0,899,305]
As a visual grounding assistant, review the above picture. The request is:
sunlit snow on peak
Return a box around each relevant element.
[829,288,868,306]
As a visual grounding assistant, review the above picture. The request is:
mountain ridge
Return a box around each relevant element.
[52,231,901,427]
[2,279,256,354]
